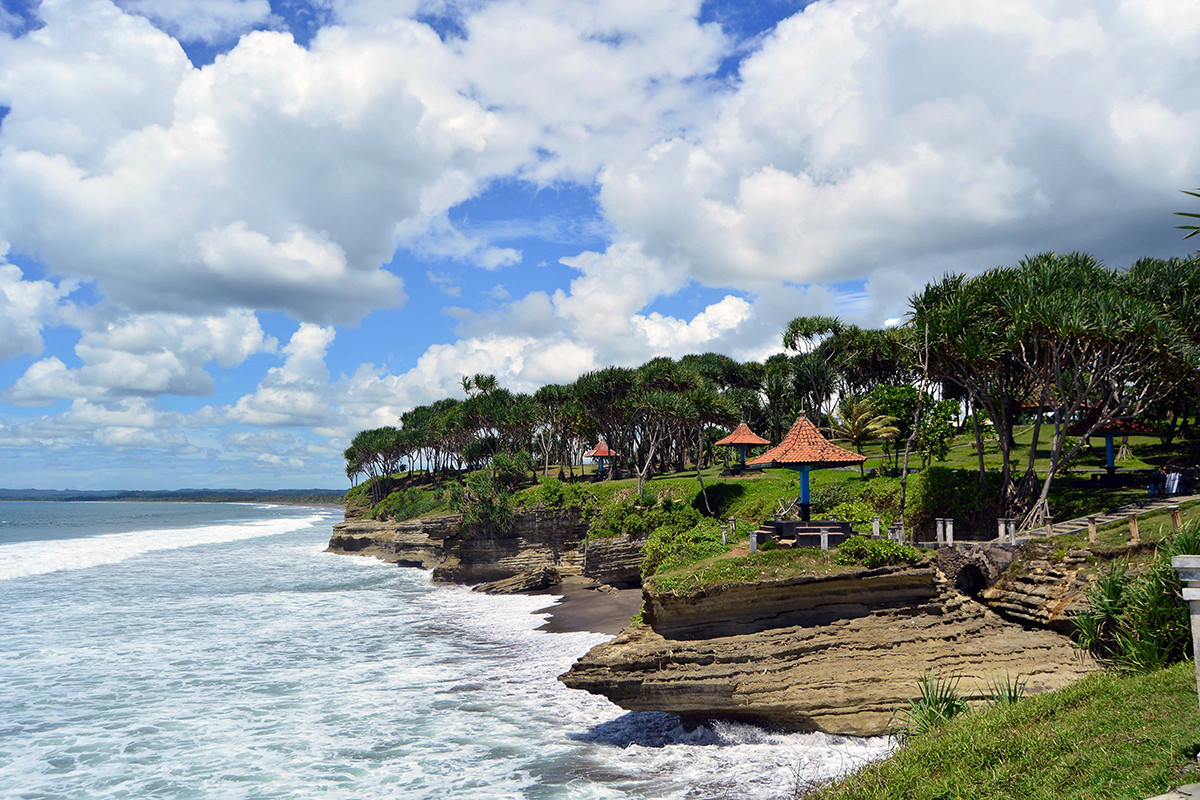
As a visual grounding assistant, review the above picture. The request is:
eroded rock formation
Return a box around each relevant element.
[326,508,592,584]
[561,565,1094,736]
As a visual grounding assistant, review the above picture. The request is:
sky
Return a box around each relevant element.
[0,0,1197,490]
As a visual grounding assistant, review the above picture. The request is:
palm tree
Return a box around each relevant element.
[830,398,899,476]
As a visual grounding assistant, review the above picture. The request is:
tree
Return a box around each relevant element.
[830,398,898,476]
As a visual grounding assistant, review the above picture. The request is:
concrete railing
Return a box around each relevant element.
[1173,555,1200,710]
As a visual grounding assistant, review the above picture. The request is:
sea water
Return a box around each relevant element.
[0,501,891,799]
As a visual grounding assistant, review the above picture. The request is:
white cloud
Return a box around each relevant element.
[5,310,274,405]
[117,0,274,43]
[227,323,336,426]
[0,260,75,360]
[597,0,1200,293]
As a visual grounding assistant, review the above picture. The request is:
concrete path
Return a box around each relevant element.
[1146,783,1200,799]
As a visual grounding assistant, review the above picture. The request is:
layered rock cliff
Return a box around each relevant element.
[327,508,594,585]
[560,565,1094,735]
[976,540,1158,634]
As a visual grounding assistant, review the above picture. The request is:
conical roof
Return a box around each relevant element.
[584,441,617,458]
[747,413,866,468]
[714,422,769,447]
[1066,414,1154,437]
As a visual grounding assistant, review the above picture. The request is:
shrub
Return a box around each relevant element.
[448,468,515,534]
[641,511,720,577]
[985,673,1028,707]
[1074,524,1200,672]
[888,671,969,738]
[835,535,923,568]
[811,481,855,514]
[828,500,879,533]
[371,486,441,521]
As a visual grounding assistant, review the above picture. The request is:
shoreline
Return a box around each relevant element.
[532,575,643,636]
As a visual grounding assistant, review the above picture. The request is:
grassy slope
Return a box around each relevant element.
[810,661,1200,800]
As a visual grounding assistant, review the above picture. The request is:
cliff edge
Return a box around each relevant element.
[560,564,1094,736]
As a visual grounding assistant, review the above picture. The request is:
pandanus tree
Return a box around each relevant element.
[912,252,1195,526]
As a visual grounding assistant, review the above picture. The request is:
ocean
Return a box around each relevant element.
[0,501,891,799]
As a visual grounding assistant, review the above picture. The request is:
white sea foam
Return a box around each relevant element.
[0,511,893,799]
[0,512,326,580]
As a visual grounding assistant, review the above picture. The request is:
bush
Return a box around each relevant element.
[371,486,441,521]
[811,481,856,514]
[828,500,879,533]
[1074,524,1200,672]
[641,511,721,577]
[888,671,969,738]
[448,468,515,534]
[835,535,923,568]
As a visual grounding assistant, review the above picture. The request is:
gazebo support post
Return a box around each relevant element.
[799,466,811,523]
[1105,434,1116,478]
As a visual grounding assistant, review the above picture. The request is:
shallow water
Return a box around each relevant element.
[0,501,891,799]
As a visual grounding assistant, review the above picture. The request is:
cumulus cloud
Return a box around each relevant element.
[5,310,274,405]
[0,260,75,360]
[598,0,1200,295]
[117,0,275,43]
[227,323,336,426]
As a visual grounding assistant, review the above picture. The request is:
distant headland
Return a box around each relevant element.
[0,488,346,506]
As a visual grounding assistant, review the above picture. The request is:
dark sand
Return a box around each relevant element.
[534,576,643,635]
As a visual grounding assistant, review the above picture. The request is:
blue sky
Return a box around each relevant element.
[0,0,1196,489]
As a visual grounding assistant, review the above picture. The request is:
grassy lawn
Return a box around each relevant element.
[647,547,854,594]
[810,661,1200,800]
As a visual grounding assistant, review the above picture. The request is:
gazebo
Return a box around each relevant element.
[1066,414,1155,477]
[748,413,866,522]
[714,422,770,468]
[584,441,618,479]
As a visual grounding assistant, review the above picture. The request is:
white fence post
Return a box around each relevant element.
[872,516,881,537]
[1171,556,1200,710]
[749,530,757,554]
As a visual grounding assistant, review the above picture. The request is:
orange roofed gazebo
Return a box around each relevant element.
[748,413,866,522]
[584,441,618,478]
[715,423,770,467]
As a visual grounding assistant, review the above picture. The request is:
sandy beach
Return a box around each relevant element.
[535,576,644,636]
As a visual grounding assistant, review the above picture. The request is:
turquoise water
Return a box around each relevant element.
[0,502,889,799]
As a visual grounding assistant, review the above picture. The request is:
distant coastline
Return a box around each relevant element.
[0,488,346,507]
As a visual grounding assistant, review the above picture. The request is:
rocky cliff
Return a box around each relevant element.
[976,541,1157,634]
[327,508,593,585]
[560,565,1094,736]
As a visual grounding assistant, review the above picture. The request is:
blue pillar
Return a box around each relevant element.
[738,444,747,465]
[800,466,811,522]
[1105,434,1116,477]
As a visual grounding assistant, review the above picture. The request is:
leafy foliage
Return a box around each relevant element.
[371,486,442,521]
[1073,524,1200,672]
[888,672,969,738]
[835,536,923,568]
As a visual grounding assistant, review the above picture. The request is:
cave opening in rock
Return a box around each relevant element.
[956,563,988,597]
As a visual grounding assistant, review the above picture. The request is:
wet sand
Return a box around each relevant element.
[534,575,644,635]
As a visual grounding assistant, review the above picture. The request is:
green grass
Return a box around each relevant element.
[810,661,1200,800]
[647,547,871,594]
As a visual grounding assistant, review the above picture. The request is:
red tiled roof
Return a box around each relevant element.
[747,413,866,468]
[584,442,617,458]
[714,422,770,447]
[1066,415,1155,437]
